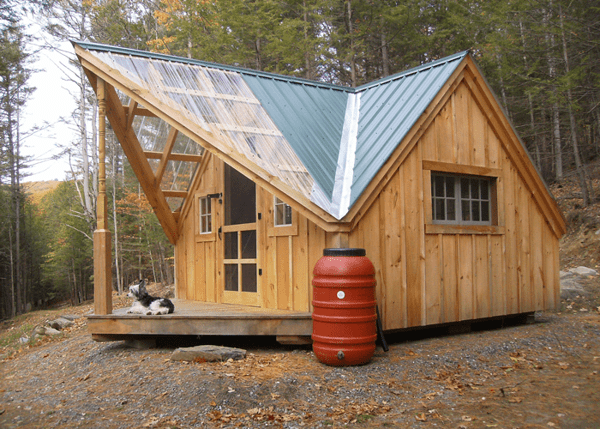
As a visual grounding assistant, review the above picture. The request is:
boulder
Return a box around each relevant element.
[60,314,80,321]
[49,317,74,330]
[44,327,61,336]
[560,277,587,300]
[32,326,47,336]
[171,345,246,362]
[569,266,598,277]
[560,270,575,280]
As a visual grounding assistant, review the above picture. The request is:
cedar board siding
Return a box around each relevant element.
[349,80,560,331]
[174,78,560,332]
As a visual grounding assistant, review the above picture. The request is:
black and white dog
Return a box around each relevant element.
[126,279,175,315]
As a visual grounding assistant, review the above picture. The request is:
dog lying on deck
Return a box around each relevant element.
[126,279,175,315]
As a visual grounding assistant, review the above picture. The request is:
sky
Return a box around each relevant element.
[20,21,76,183]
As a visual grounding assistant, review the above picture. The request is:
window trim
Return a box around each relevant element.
[423,161,503,235]
[431,173,493,226]
[195,190,217,242]
[268,196,298,237]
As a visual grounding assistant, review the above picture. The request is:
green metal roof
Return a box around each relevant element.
[351,52,467,208]
[74,40,468,219]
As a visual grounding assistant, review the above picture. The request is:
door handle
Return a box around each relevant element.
[218,226,222,240]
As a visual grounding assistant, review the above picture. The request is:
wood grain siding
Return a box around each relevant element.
[171,67,561,332]
[347,76,562,331]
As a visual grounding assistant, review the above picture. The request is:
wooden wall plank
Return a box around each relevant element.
[186,224,195,301]
[455,84,471,165]
[276,235,291,310]
[471,90,487,167]
[260,187,277,309]
[194,242,206,301]
[530,204,545,310]
[516,176,533,312]
[292,217,310,311]
[442,235,459,323]
[474,235,490,319]
[175,243,185,299]
[307,220,326,313]
[425,234,442,324]
[404,150,423,326]
[458,235,474,321]
[504,161,519,314]
[378,172,403,330]
[421,126,437,162]
[490,235,505,316]
[436,101,455,163]
[487,123,500,169]
[205,241,216,302]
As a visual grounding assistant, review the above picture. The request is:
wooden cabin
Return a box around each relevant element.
[75,42,566,342]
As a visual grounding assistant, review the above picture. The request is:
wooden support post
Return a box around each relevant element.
[93,77,113,315]
[328,232,350,249]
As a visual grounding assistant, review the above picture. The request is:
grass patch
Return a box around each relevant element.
[356,414,375,423]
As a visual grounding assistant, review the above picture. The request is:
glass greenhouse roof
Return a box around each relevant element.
[96,50,318,210]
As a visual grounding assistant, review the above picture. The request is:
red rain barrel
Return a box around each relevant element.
[312,248,377,366]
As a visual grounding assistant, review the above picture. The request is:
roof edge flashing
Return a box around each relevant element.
[330,93,361,219]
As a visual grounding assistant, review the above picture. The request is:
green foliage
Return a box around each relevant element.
[114,163,174,286]
[39,181,93,303]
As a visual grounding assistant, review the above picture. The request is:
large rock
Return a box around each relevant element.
[569,266,598,277]
[49,317,74,330]
[44,327,62,336]
[60,314,81,321]
[171,345,246,362]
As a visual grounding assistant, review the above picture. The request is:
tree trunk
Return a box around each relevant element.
[381,16,389,78]
[347,0,356,87]
[559,5,589,205]
[303,0,311,80]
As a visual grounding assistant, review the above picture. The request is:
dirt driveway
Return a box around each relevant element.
[2,284,600,429]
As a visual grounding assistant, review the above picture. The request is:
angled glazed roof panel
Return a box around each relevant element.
[82,44,329,212]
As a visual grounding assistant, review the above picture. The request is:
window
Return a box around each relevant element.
[199,196,212,233]
[431,173,492,225]
[274,197,292,227]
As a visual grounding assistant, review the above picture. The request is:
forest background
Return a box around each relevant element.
[1,0,599,320]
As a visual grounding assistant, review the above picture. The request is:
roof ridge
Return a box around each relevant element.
[355,50,470,92]
[73,41,468,95]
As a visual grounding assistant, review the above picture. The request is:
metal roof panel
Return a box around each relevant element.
[349,55,467,207]
[242,75,348,198]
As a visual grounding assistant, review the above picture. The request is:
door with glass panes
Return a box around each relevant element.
[220,164,259,306]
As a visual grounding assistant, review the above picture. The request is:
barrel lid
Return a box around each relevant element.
[322,248,366,257]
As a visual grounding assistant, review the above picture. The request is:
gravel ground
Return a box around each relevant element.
[1,298,600,429]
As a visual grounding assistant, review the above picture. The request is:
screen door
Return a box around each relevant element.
[221,164,259,305]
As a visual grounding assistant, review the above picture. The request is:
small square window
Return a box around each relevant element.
[199,196,212,233]
[431,173,493,225]
[274,197,292,227]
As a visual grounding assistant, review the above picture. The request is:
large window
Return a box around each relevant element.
[431,173,493,225]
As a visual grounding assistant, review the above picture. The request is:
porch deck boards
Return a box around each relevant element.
[87,300,313,341]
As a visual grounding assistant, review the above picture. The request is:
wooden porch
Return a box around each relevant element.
[87,300,313,343]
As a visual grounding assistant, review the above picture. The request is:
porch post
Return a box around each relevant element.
[93,77,113,315]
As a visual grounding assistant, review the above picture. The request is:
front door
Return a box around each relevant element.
[221,164,259,306]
